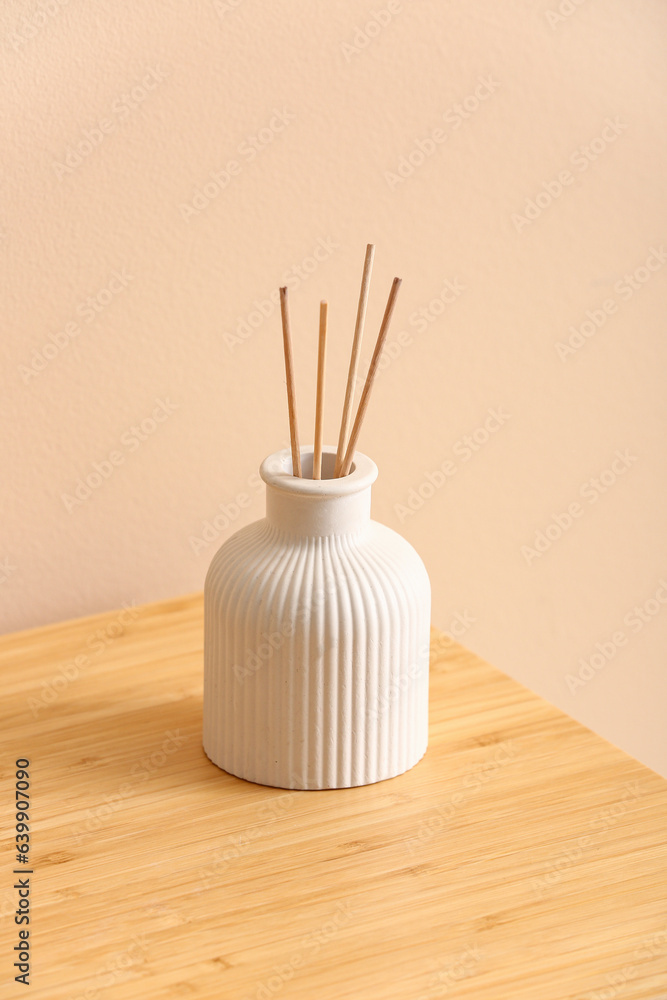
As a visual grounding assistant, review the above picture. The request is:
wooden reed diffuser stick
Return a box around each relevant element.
[313,301,328,480]
[338,276,401,478]
[279,286,302,478]
[333,243,375,477]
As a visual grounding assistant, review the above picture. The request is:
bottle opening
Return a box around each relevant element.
[260,446,377,497]
[293,450,356,480]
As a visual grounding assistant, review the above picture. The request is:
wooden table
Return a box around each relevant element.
[1,593,666,1000]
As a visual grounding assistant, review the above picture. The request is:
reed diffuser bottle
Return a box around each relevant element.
[203,445,431,789]
[204,243,431,788]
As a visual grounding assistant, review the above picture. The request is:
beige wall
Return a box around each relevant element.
[2,0,666,776]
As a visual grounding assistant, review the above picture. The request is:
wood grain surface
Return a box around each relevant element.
[1,592,666,1000]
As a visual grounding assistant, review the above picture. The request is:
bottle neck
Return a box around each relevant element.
[260,445,378,538]
[265,484,372,537]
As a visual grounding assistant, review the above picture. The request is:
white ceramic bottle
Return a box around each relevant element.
[203,445,431,790]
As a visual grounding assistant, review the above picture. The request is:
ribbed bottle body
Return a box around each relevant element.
[203,447,431,789]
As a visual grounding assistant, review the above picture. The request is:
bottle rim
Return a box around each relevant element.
[260,445,378,497]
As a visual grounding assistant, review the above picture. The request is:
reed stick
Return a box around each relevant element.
[338,276,401,477]
[313,300,327,480]
[279,286,302,478]
[333,243,375,477]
